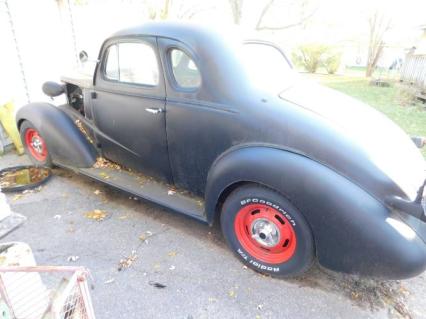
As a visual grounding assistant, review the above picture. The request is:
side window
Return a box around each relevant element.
[170,49,201,89]
[105,45,119,80]
[104,42,159,86]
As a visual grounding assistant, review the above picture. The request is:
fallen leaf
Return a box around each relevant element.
[84,209,108,221]
[12,194,23,201]
[94,189,101,195]
[228,289,236,298]
[94,157,121,170]
[118,250,137,271]
[99,172,110,179]
[149,281,166,289]
[168,251,177,257]
[67,256,80,262]
[394,301,410,318]
[139,231,153,242]
[119,215,128,220]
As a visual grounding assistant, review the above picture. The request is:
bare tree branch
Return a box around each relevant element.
[228,0,244,25]
[255,0,317,31]
[255,0,274,30]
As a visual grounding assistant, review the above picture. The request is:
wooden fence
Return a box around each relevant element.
[400,54,426,91]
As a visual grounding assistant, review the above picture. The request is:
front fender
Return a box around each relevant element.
[206,146,426,278]
[17,103,96,167]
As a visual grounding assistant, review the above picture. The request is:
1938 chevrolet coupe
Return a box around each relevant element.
[16,22,426,278]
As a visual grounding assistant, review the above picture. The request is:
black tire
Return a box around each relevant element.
[19,120,53,167]
[220,184,315,277]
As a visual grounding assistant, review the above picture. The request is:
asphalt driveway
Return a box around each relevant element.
[1,152,425,319]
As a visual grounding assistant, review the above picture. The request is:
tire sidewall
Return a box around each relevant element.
[221,186,314,277]
[20,121,52,167]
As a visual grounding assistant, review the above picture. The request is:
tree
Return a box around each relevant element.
[365,10,392,77]
[144,0,209,21]
[228,0,244,25]
[255,0,317,31]
[228,0,316,30]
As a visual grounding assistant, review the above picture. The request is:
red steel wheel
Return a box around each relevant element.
[234,203,297,264]
[24,128,48,162]
[221,184,314,277]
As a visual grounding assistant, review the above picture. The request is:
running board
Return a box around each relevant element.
[60,165,207,223]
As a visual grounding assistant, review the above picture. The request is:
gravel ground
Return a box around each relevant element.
[1,152,425,319]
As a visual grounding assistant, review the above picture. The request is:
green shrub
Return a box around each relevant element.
[323,52,342,74]
[292,44,329,73]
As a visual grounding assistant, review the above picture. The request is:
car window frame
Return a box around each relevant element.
[243,40,293,69]
[166,46,202,93]
[100,39,161,89]
[103,44,119,81]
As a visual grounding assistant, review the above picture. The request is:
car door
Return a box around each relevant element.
[157,38,239,195]
[92,37,172,182]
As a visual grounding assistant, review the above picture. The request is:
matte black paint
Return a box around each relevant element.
[16,103,96,167]
[92,36,172,182]
[18,22,426,278]
[205,146,426,278]
[42,81,65,97]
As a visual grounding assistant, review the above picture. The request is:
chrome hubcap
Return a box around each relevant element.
[251,218,280,247]
[31,137,43,154]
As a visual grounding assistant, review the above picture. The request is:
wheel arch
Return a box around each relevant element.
[205,145,319,225]
[17,102,97,167]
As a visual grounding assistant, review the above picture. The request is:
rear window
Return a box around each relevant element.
[170,49,201,89]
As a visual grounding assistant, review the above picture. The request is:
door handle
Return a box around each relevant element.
[145,108,164,114]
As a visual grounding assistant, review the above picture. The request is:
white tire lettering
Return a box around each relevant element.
[241,197,297,226]
[248,259,280,272]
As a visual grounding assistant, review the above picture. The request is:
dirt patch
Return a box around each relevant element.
[290,266,412,318]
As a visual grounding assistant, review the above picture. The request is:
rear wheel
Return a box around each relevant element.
[221,184,314,277]
[20,121,52,167]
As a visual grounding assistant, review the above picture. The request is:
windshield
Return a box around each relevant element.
[240,42,297,93]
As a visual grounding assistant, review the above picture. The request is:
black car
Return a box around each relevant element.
[17,22,426,279]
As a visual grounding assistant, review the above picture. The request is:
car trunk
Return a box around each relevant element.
[279,81,426,201]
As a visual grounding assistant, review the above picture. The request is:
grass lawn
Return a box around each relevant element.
[304,70,426,158]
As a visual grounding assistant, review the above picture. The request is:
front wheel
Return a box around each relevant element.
[221,184,315,277]
[20,120,52,167]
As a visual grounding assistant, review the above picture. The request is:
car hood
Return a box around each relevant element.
[279,81,426,201]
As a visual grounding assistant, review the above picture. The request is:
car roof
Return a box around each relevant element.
[109,21,231,46]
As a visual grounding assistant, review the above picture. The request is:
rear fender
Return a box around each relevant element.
[206,146,426,278]
[17,103,97,167]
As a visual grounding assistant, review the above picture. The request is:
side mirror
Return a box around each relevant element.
[42,81,64,97]
[79,50,89,63]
